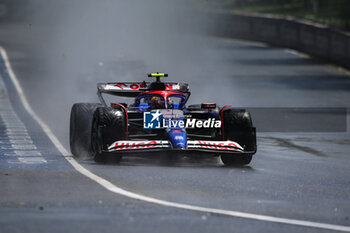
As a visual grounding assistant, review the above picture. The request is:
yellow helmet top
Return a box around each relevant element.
[148,73,168,77]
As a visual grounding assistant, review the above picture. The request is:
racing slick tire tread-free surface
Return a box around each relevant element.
[221,108,257,166]
[69,103,102,158]
[91,107,126,163]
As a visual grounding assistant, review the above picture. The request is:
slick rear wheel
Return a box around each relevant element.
[91,107,125,163]
[70,103,101,158]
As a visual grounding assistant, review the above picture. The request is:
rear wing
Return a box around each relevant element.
[97,82,190,106]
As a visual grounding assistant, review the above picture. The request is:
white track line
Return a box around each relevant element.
[1,46,350,232]
[284,48,310,59]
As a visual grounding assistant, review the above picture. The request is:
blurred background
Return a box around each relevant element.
[206,0,350,30]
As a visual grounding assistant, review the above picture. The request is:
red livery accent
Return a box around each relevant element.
[139,90,185,99]
[165,84,173,89]
[201,103,217,109]
[220,105,232,140]
[130,84,139,90]
[113,83,178,91]
[113,141,157,151]
[114,83,127,90]
[198,140,238,151]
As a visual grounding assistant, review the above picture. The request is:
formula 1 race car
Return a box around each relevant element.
[70,73,257,165]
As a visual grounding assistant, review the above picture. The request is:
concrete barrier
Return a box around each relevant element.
[209,12,350,69]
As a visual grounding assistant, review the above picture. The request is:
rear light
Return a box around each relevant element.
[201,103,216,109]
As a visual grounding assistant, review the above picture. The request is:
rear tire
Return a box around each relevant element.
[221,108,256,166]
[70,103,101,158]
[91,107,125,163]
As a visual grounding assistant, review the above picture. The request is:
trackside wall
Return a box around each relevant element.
[207,12,350,69]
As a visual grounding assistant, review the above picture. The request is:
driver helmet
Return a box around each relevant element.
[151,96,159,103]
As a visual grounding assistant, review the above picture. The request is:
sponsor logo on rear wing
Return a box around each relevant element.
[98,82,181,91]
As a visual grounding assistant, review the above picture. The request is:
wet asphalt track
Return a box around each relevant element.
[1,20,350,233]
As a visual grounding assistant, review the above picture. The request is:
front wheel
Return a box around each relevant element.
[221,108,257,166]
[91,107,124,163]
[70,103,101,158]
